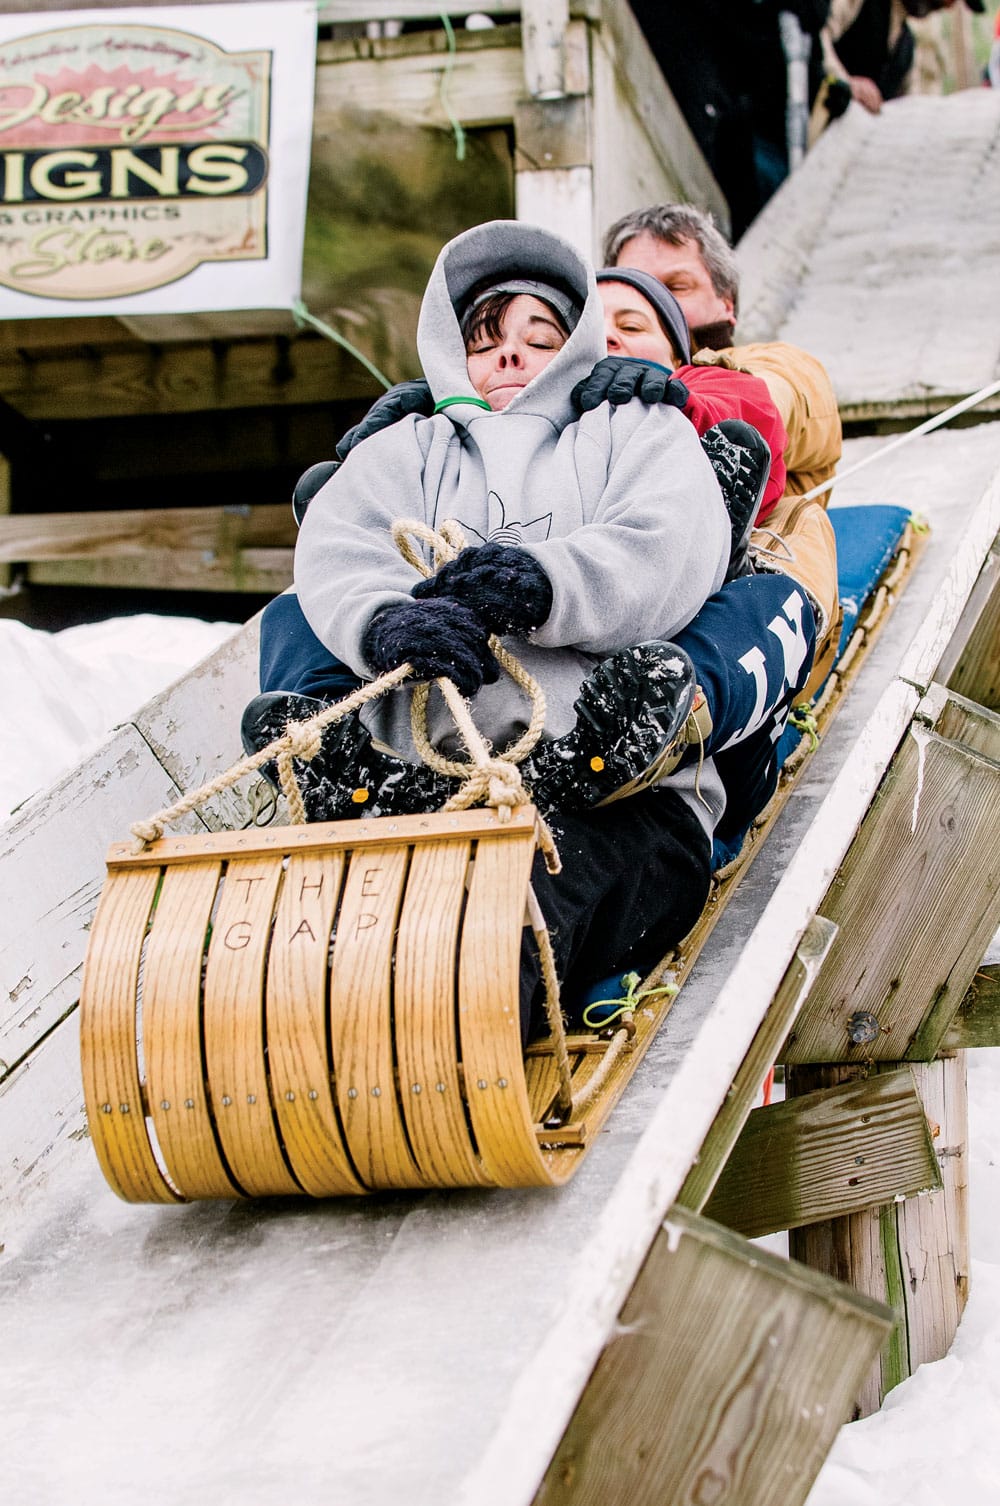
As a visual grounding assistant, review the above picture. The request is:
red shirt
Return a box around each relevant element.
[675,364,789,524]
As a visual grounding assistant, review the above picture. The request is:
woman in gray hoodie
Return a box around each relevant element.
[263,220,733,1037]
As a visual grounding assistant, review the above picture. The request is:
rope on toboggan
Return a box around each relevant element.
[129,519,586,1121]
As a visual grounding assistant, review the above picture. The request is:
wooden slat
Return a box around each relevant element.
[782,722,1000,1063]
[142,862,238,1201]
[937,537,1000,712]
[702,1068,941,1239]
[0,505,295,563]
[27,548,294,596]
[535,1205,893,1506]
[394,839,490,1187]
[789,1056,969,1417]
[330,845,425,1190]
[108,807,539,868]
[941,963,1000,1051]
[202,857,300,1197]
[266,850,364,1197]
[678,915,838,1213]
[0,335,378,422]
[457,836,561,1187]
[79,867,180,1204]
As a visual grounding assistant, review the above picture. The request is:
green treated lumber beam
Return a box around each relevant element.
[941,964,1000,1051]
[702,1068,941,1240]
[535,1205,893,1506]
[678,915,838,1213]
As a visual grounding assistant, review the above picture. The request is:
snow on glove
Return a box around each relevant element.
[335,379,434,461]
[362,597,501,699]
[410,542,553,635]
[571,356,690,413]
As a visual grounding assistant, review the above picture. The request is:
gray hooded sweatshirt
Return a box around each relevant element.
[295,220,731,836]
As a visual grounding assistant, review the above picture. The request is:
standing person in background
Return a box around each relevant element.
[821,0,985,114]
[602,201,842,697]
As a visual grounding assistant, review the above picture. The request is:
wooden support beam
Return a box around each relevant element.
[941,964,1000,1051]
[781,697,1000,1064]
[678,915,838,1212]
[535,1205,893,1506]
[934,538,1000,712]
[702,1068,941,1240]
[26,549,293,596]
[789,1055,969,1418]
[0,335,382,422]
[0,505,295,565]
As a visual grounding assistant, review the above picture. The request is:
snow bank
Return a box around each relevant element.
[0,613,237,819]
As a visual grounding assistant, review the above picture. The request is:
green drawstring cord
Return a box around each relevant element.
[433,395,491,413]
[582,970,678,1030]
[788,705,820,750]
[909,512,930,535]
[292,299,393,391]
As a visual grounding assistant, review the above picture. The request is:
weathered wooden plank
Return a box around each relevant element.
[702,1068,941,1239]
[782,719,1000,1064]
[131,619,261,835]
[936,537,1000,713]
[678,915,838,1212]
[0,726,202,1080]
[941,963,1000,1051]
[0,335,379,422]
[0,505,295,564]
[789,1056,969,1418]
[27,548,293,596]
[0,1009,88,1204]
[535,1205,893,1506]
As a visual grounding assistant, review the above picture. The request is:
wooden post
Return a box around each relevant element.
[535,1205,893,1506]
[788,1055,969,1418]
[522,0,570,98]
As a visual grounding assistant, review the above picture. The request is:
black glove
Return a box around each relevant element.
[335,379,434,462]
[410,542,553,636]
[362,597,501,698]
[571,357,690,414]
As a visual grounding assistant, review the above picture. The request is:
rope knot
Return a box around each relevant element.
[281,718,325,763]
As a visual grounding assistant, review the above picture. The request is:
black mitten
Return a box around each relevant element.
[335,379,434,462]
[571,356,690,413]
[362,597,500,698]
[410,542,553,635]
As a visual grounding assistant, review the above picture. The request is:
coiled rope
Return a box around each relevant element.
[128,519,583,1118]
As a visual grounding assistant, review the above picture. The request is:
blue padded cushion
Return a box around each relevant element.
[829,504,912,655]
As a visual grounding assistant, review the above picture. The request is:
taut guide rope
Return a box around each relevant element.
[128,519,596,1121]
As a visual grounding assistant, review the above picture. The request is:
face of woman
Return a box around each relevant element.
[600,281,681,367]
[465,294,568,411]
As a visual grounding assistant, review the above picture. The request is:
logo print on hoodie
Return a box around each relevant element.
[458,492,553,548]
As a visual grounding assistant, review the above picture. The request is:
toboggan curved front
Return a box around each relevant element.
[78,807,593,1201]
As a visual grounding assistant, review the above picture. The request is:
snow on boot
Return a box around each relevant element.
[240,691,453,821]
[701,419,772,582]
[523,642,707,813]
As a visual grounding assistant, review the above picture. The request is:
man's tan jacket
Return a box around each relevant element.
[694,340,843,698]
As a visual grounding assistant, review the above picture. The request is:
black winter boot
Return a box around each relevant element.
[241,691,454,821]
[522,642,709,814]
[701,419,772,581]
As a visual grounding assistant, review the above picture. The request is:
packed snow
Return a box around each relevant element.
[2,611,999,1503]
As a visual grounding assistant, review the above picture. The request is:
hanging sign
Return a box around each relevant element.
[0,2,316,316]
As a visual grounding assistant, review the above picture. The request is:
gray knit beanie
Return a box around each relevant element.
[596,267,692,365]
